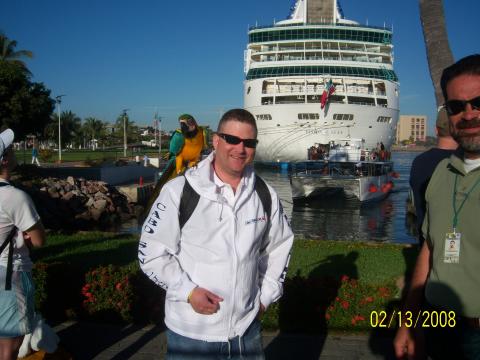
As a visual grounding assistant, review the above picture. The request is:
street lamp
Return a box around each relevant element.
[122,109,129,157]
[55,95,66,162]
[154,112,162,160]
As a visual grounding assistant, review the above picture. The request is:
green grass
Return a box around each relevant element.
[289,240,418,284]
[31,231,139,270]
[32,232,419,331]
[15,149,167,163]
[33,233,417,285]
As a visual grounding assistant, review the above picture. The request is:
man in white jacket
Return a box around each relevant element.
[139,109,293,359]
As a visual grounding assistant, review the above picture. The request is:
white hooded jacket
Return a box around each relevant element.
[139,152,293,341]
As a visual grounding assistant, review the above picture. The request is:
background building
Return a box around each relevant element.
[396,115,427,143]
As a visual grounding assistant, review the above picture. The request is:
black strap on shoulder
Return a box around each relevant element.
[0,182,16,291]
[179,177,200,230]
[178,175,272,230]
[254,175,272,221]
[0,227,16,291]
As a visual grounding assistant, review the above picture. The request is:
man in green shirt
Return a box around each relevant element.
[394,54,480,359]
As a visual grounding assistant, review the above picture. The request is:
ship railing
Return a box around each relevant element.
[249,22,393,32]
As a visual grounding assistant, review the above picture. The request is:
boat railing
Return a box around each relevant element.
[292,160,394,178]
[249,22,393,32]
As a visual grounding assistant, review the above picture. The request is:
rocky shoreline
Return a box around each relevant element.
[14,175,143,230]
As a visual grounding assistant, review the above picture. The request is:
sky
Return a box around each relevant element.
[1,0,478,134]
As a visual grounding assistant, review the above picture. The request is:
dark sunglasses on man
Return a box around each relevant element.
[444,96,480,116]
[217,133,259,149]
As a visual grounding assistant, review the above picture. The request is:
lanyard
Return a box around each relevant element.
[452,174,480,232]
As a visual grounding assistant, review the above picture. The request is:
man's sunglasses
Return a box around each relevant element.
[444,96,480,116]
[217,133,258,148]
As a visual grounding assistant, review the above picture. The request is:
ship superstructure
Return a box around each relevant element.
[244,0,399,162]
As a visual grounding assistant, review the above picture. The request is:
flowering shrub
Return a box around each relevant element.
[324,275,397,330]
[263,273,398,332]
[82,264,135,322]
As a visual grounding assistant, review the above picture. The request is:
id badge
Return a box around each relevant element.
[444,232,461,264]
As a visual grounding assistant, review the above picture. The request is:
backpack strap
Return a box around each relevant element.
[179,177,200,230]
[178,174,272,230]
[254,175,272,222]
[0,182,17,291]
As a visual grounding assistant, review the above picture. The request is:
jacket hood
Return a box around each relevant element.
[185,151,256,202]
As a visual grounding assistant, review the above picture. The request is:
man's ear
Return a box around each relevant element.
[212,134,219,150]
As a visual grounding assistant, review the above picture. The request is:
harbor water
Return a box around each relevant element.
[125,151,419,245]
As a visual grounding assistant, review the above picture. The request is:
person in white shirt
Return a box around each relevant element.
[139,109,293,359]
[0,129,46,360]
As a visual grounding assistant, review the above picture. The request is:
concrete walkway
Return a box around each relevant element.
[53,322,396,359]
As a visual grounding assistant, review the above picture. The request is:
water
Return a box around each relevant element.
[126,151,419,244]
[255,151,419,244]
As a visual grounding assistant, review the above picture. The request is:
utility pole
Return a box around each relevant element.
[122,109,129,157]
[55,95,66,162]
[158,115,162,160]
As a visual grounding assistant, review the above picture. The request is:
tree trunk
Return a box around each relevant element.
[419,0,454,107]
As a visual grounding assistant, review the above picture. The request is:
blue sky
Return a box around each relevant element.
[1,0,478,134]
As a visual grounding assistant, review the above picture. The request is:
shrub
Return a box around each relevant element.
[82,264,135,322]
[32,261,84,320]
[39,148,54,162]
[263,273,399,333]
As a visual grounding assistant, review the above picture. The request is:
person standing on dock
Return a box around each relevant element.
[139,109,293,359]
[409,107,458,246]
[0,129,46,360]
[395,54,480,359]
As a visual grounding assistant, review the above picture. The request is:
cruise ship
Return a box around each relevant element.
[244,0,399,163]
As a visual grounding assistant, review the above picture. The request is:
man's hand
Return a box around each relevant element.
[189,287,223,315]
[394,326,424,359]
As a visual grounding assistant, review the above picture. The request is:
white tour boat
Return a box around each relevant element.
[244,0,399,163]
[290,139,397,202]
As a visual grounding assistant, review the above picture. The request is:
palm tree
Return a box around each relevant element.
[0,32,33,73]
[83,117,105,149]
[419,0,454,107]
[44,111,82,148]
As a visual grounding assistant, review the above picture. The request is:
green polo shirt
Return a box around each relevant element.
[423,154,480,317]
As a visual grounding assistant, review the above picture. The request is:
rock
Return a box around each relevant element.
[75,211,91,221]
[67,176,75,186]
[62,192,75,201]
[94,191,105,199]
[90,208,103,221]
[85,197,95,208]
[47,188,59,199]
[93,199,107,212]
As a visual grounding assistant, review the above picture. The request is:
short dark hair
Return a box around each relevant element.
[217,109,257,136]
[440,54,480,101]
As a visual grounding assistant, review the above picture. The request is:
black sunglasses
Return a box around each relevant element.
[217,133,258,148]
[445,96,480,116]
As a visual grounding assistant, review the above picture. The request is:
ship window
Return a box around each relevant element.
[377,116,391,123]
[333,114,354,121]
[246,66,398,82]
[348,96,375,106]
[276,95,304,104]
[377,98,388,107]
[261,97,274,105]
[247,86,251,94]
[249,28,392,45]
[298,113,319,120]
[256,114,272,121]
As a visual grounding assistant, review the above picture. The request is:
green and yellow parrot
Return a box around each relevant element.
[145,114,208,216]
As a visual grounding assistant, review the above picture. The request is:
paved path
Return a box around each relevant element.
[54,322,396,359]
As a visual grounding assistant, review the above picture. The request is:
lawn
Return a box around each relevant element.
[31,232,418,331]
[15,148,166,164]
